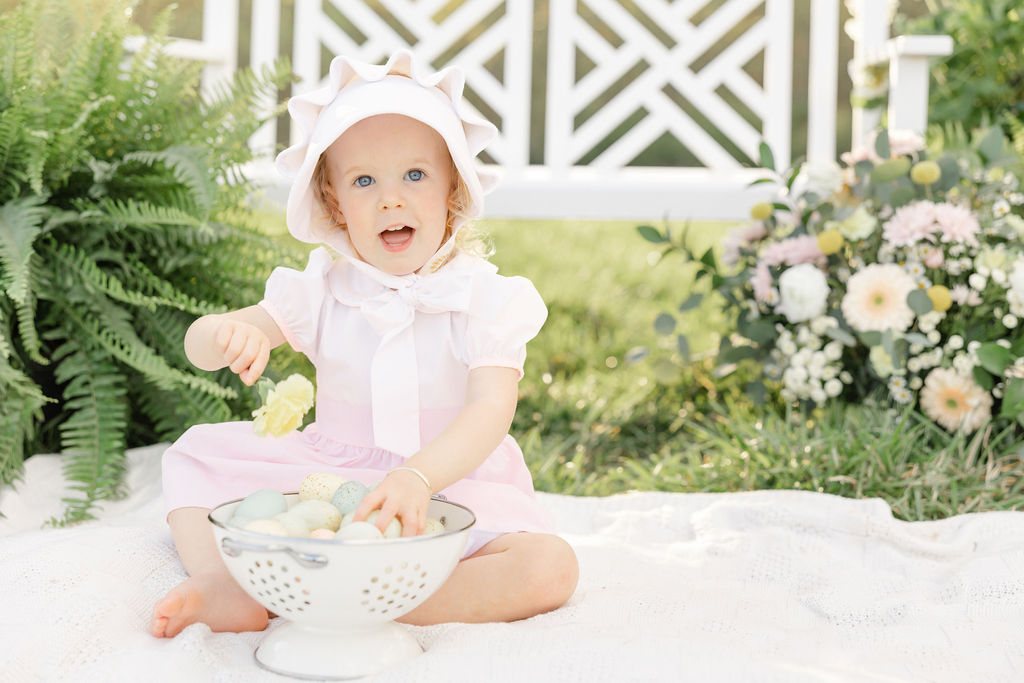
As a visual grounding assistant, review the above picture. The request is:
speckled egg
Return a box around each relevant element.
[309,528,336,540]
[423,518,445,535]
[289,499,342,531]
[330,480,369,515]
[299,472,346,502]
[243,518,289,536]
[335,521,384,540]
[235,489,288,520]
[273,511,312,537]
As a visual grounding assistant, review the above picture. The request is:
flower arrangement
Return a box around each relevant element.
[643,127,1024,433]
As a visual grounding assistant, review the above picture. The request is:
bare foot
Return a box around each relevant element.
[150,571,270,638]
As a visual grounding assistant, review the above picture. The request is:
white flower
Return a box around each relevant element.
[776,264,830,323]
[841,264,917,332]
[1004,314,1019,329]
[870,345,897,378]
[835,206,878,241]
[908,357,922,373]
[993,199,1011,217]
[796,160,844,199]
[910,376,923,390]
[891,387,914,404]
[926,330,941,345]
[968,273,987,291]
[840,371,853,383]
[823,341,843,361]
[946,335,964,350]
[825,378,843,397]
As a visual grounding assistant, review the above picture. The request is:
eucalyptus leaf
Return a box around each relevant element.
[824,325,857,346]
[1001,378,1024,419]
[874,129,891,159]
[678,293,703,312]
[870,158,911,183]
[906,289,934,316]
[759,141,775,171]
[654,313,677,335]
[977,126,1005,164]
[637,224,666,243]
[902,332,932,347]
[976,343,1011,375]
[744,380,768,404]
[676,334,690,362]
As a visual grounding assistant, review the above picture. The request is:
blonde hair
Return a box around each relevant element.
[311,154,490,262]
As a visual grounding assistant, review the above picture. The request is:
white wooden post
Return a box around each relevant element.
[764,0,793,170]
[806,0,839,165]
[848,0,889,150]
[885,35,954,135]
[249,0,280,158]
[199,0,238,100]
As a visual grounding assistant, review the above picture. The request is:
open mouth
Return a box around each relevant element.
[379,225,415,251]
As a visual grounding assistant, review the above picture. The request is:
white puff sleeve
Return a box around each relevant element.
[258,247,334,359]
[463,273,548,378]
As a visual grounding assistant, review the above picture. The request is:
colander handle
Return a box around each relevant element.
[220,537,329,569]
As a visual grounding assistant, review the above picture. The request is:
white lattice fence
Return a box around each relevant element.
[184,0,949,221]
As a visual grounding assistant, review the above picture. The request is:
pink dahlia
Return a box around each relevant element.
[840,263,916,332]
[919,367,992,432]
[751,261,777,303]
[932,202,980,245]
[882,201,937,247]
[759,235,826,268]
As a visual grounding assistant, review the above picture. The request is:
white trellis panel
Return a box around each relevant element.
[290,0,534,173]
[535,0,793,219]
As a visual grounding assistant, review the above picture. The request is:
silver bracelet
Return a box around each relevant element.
[388,466,432,494]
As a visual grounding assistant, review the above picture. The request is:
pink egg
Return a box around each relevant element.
[309,528,336,540]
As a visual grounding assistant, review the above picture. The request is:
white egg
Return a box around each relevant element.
[335,521,384,540]
[299,472,346,502]
[289,499,342,531]
[243,518,289,536]
[309,528,336,540]
[274,511,312,537]
[339,510,402,539]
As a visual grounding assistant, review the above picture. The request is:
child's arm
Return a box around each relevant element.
[184,305,286,386]
[354,365,520,535]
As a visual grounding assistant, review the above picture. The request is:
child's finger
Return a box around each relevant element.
[375,498,401,533]
[228,336,261,375]
[352,488,384,522]
[246,339,270,384]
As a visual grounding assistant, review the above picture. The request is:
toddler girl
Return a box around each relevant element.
[150,50,578,638]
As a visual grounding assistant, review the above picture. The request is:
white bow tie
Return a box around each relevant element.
[331,261,479,456]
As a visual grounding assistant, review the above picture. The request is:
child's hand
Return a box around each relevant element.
[213,319,271,386]
[353,469,431,537]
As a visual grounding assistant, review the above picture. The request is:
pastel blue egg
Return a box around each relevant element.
[234,489,287,520]
[331,480,369,515]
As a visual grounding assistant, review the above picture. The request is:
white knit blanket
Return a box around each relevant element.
[2,444,1023,682]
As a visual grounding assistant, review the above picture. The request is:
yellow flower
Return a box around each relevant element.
[910,160,941,185]
[926,285,952,312]
[252,374,315,438]
[816,228,844,255]
[750,201,773,220]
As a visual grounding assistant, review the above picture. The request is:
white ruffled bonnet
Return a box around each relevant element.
[275,50,499,272]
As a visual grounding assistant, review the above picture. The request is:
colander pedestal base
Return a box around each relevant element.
[254,620,422,680]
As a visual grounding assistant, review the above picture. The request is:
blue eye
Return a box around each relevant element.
[354,175,373,187]
[405,169,424,181]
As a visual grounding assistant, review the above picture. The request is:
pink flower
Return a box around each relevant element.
[932,202,980,245]
[759,235,826,268]
[882,201,938,247]
[722,221,769,266]
[751,261,777,303]
[923,248,944,269]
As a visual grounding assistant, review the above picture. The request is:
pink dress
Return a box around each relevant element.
[162,248,554,556]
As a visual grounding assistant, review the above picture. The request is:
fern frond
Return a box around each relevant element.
[49,342,128,525]
[0,356,49,486]
[14,288,47,365]
[126,256,226,315]
[66,306,237,400]
[85,197,209,232]
[123,145,215,216]
[1003,113,1024,159]
[0,194,48,304]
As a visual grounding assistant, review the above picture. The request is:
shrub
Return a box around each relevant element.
[0,0,297,523]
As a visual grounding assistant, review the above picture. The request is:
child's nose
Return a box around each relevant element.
[377,182,405,211]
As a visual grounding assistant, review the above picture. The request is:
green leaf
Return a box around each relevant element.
[875,129,891,159]
[0,195,48,304]
[977,126,1006,164]
[255,377,276,403]
[758,141,775,171]
[699,248,716,269]
[859,331,883,347]
[976,343,1011,375]
[907,289,934,316]
[676,334,690,362]
[739,318,776,345]
[654,313,677,335]
[936,156,961,191]
[881,329,895,361]
[824,325,857,346]
[720,345,760,363]
[902,332,932,347]
[973,366,995,391]
[744,381,767,404]
[870,158,911,183]
[637,224,667,243]
[889,186,916,208]
[1001,378,1024,420]
[678,293,703,312]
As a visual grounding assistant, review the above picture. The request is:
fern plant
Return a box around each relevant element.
[0,0,301,523]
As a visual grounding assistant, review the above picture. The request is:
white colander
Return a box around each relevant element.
[209,493,475,680]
